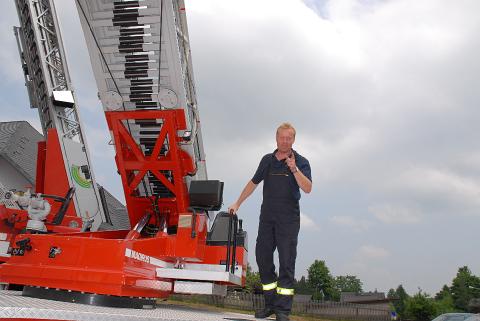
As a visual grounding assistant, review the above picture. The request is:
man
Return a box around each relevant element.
[228,123,312,321]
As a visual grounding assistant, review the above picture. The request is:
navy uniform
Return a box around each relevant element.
[252,149,312,316]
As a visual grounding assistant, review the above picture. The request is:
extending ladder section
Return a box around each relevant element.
[13,0,106,229]
[75,0,208,201]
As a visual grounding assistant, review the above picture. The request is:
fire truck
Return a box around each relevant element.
[0,0,247,317]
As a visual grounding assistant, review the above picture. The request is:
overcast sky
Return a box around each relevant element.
[1,0,479,296]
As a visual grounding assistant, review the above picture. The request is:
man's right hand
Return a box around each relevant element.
[228,202,239,215]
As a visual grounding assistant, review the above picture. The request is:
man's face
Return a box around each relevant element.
[276,128,295,153]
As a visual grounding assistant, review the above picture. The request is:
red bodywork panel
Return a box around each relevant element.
[37,129,76,218]
[0,214,245,298]
[0,109,247,298]
[0,129,82,263]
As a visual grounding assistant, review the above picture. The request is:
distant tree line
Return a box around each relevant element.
[245,259,362,302]
[388,266,480,321]
[245,261,480,321]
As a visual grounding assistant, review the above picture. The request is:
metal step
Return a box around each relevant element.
[0,290,256,321]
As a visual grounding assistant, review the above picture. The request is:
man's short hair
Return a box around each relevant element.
[277,122,296,137]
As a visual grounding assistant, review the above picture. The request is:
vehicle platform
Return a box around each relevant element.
[0,290,257,321]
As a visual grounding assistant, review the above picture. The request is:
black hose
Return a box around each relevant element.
[225,214,233,272]
[231,215,238,274]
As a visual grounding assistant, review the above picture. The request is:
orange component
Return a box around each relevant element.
[0,109,247,300]
[105,110,194,230]
[35,141,46,194]
[0,129,82,263]
[42,129,76,219]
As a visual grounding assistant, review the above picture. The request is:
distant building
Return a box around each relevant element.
[293,294,312,303]
[341,291,394,311]
[0,121,42,191]
[0,121,130,230]
[469,298,480,313]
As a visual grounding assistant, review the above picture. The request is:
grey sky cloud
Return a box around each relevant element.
[300,212,321,231]
[369,203,422,224]
[0,0,479,296]
[356,245,391,260]
[330,215,372,232]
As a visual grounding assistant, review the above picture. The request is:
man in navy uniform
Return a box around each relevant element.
[229,123,312,321]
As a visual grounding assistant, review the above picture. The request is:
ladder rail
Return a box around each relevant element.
[12,0,106,229]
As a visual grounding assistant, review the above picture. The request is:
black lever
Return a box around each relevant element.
[225,213,238,273]
[225,214,233,272]
[230,215,238,274]
[9,238,32,256]
[191,208,197,238]
[51,187,75,225]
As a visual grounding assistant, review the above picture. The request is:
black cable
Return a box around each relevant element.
[76,0,150,201]
[158,0,164,109]
[75,0,138,150]
[16,201,25,211]
[153,194,161,230]
[141,176,153,199]
[75,0,125,112]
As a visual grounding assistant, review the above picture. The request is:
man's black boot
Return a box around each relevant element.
[275,312,290,321]
[254,308,275,318]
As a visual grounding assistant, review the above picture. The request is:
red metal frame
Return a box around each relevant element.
[105,110,195,228]
[38,129,77,218]
[0,109,246,299]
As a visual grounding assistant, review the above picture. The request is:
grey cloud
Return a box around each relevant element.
[2,0,480,295]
